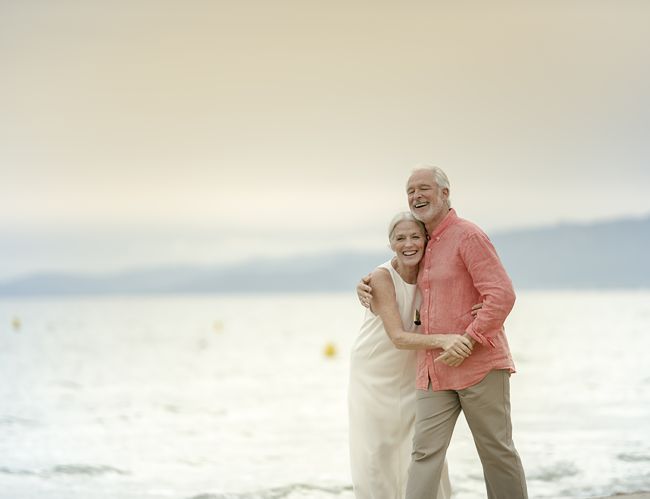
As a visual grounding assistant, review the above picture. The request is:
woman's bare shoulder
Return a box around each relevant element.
[370,266,390,280]
[369,266,395,292]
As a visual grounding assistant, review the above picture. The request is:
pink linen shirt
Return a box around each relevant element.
[416,209,516,391]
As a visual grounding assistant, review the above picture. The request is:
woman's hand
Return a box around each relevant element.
[356,274,373,308]
[470,302,483,317]
[440,334,473,358]
[433,334,473,367]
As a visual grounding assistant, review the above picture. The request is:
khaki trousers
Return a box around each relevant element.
[405,370,528,499]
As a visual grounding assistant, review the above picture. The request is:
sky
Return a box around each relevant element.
[1,0,649,280]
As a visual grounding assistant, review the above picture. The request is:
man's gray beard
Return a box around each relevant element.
[412,211,424,222]
[412,197,446,224]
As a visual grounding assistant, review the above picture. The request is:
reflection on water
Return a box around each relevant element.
[1,292,649,499]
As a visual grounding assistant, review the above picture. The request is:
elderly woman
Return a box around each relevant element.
[348,212,475,499]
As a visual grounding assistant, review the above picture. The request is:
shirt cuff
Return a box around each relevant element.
[466,326,496,348]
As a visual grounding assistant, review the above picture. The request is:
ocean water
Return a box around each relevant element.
[1,291,649,499]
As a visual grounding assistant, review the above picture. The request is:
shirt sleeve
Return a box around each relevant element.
[459,230,516,347]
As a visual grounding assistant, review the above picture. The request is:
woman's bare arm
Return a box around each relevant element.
[371,268,473,357]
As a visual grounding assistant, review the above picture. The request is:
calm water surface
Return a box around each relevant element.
[1,291,649,499]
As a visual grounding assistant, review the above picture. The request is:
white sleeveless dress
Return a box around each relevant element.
[349,261,451,499]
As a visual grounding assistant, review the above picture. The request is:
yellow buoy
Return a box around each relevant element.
[12,317,21,331]
[323,342,337,358]
[212,320,224,333]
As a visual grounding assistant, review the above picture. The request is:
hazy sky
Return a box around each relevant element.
[2,1,649,279]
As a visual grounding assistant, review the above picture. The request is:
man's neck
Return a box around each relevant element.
[425,208,451,234]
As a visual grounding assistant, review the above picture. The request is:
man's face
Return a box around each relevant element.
[406,169,448,224]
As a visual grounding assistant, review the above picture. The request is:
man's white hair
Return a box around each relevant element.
[410,164,451,207]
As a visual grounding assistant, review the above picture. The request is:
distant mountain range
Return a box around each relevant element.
[1,215,649,295]
[492,216,650,289]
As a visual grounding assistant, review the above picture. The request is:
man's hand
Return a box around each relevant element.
[435,351,465,367]
[356,274,372,308]
[471,302,482,317]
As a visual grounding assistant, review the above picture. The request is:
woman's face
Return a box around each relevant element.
[390,220,426,266]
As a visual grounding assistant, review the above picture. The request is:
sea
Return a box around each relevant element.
[1,291,649,499]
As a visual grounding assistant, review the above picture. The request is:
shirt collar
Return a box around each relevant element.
[428,208,458,240]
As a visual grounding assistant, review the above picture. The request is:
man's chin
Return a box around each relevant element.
[410,210,425,222]
[411,209,433,223]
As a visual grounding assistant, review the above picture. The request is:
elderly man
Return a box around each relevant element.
[358,166,528,499]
